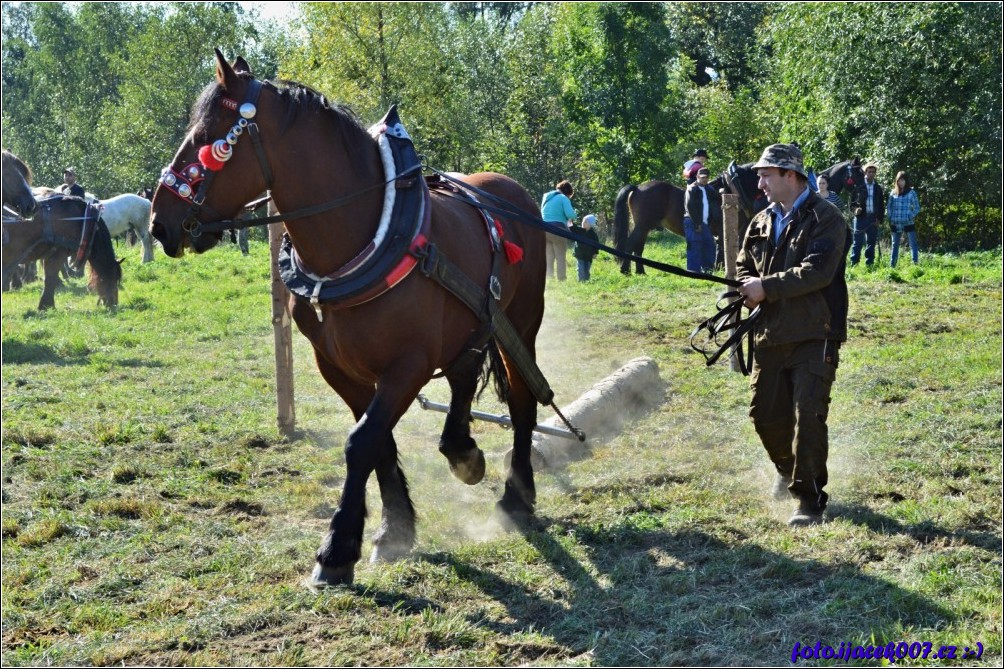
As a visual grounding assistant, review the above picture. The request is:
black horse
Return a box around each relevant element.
[2,195,121,310]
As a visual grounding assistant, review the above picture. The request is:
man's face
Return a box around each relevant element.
[64,172,76,184]
[757,167,799,205]
[697,174,709,186]
[865,167,876,183]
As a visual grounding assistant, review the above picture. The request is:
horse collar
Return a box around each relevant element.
[278,106,430,319]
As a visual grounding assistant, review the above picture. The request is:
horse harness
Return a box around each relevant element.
[159,80,581,433]
[1,196,101,282]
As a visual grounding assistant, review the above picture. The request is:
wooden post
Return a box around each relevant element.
[268,198,296,436]
[720,191,742,373]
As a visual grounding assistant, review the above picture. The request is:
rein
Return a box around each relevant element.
[426,169,742,289]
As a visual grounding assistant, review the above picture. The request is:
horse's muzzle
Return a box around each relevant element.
[150,216,184,258]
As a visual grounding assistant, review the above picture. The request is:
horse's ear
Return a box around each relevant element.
[853,156,860,165]
[233,56,253,76]
[215,48,239,90]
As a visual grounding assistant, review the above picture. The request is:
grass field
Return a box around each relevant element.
[2,233,1001,666]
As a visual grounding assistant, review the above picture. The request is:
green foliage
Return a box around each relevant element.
[553,3,681,195]
[1,2,1000,249]
[1,2,278,196]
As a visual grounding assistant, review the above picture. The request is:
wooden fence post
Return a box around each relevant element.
[720,191,742,373]
[268,199,296,436]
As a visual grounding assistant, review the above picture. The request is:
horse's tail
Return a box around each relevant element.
[477,340,511,404]
[613,184,637,252]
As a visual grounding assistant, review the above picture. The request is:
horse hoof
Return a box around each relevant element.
[448,448,485,485]
[370,542,411,564]
[494,498,534,531]
[307,562,354,589]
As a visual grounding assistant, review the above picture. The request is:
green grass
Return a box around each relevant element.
[2,236,1000,665]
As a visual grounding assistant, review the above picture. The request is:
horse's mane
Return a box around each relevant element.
[187,73,369,147]
[3,149,33,185]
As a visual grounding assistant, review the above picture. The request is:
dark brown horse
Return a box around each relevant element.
[2,150,38,218]
[614,164,761,275]
[150,50,547,587]
[614,159,863,274]
[2,196,121,310]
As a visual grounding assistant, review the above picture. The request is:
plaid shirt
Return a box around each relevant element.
[887,189,920,224]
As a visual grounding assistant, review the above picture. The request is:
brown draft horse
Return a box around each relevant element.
[150,50,547,587]
[614,159,863,274]
[2,196,121,310]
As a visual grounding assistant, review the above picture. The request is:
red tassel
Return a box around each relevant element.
[198,144,226,172]
[503,240,523,264]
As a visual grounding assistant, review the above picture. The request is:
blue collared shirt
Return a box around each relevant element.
[771,186,812,244]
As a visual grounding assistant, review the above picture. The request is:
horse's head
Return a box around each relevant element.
[2,150,38,218]
[150,50,273,257]
[820,157,864,195]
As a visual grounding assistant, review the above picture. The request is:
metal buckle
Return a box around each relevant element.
[490,276,501,301]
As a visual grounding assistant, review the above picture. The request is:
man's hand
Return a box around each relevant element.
[739,277,766,309]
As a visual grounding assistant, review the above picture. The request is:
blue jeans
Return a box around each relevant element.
[576,258,593,282]
[851,215,878,266]
[683,217,716,273]
[890,226,918,266]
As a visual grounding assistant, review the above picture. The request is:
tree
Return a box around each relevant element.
[551,3,681,204]
[667,2,773,90]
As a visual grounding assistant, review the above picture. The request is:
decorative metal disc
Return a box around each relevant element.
[239,103,257,119]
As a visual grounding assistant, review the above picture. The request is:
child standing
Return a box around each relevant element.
[570,214,600,282]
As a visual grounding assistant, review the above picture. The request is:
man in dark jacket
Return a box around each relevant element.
[848,163,884,266]
[683,167,720,272]
[59,168,86,198]
[737,144,849,526]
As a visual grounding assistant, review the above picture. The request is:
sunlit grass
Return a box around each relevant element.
[2,237,1000,665]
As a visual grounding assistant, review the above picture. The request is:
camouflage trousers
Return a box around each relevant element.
[749,340,839,512]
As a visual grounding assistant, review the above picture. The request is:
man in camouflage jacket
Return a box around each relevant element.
[737,143,850,526]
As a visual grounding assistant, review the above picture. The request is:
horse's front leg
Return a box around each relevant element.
[310,356,427,587]
[138,228,154,263]
[37,255,63,310]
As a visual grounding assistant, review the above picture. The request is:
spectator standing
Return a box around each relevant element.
[59,168,86,198]
[737,143,849,526]
[849,163,885,266]
[887,171,921,267]
[540,180,577,282]
[816,175,846,213]
[683,167,719,273]
[570,214,600,282]
[682,148,709,184]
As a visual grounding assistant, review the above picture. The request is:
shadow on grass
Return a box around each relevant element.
[832,502,1001,551]
[2,341,88,365]
[1,341,167,368]
[412,518,955,666]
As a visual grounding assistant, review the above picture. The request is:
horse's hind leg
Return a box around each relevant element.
[495,345,538,523]
[438,350,487,485]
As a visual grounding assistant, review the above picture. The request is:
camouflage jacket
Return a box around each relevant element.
[737,193,850,346]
